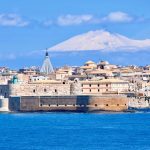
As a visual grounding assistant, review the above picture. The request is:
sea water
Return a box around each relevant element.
[0,112,150,150]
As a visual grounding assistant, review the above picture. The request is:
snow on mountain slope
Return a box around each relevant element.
[49,30,150,51]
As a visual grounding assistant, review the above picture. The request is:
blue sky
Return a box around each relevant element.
[0,0,150,69]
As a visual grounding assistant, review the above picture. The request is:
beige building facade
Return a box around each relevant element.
[81,79,129,95]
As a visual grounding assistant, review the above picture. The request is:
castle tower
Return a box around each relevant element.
[40,50,54,74]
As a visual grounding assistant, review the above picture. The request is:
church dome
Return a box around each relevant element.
[85,60,95,65]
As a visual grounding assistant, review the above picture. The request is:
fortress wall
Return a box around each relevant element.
[9,95,128,112]
[9,96,20,111]
[128,98,149,108]
[0,85,9,98]
[87,96,128,111]
[21,96,40,111]
[9,83,71,96]
[70,81,82,95]
[40,96,77,105]
[0,97,9,112]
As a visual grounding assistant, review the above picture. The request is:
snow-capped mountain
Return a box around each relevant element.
[48,30,150,51]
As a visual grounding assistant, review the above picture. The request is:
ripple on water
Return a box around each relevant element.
[0,112,150,150]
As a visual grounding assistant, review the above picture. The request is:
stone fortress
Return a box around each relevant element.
[0,51,150,112]
[0,76,129,112]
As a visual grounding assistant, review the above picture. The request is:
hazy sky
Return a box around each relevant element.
[0,0,150,68]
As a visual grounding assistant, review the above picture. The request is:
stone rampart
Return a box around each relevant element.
[70,80,82,95]
[9,95,128,112]
[0,80,83,98]
[9,83,70,96]
[0,96,9,112]
[0,85,9,98]
[128,97,149,108]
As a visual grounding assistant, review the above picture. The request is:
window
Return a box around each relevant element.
[4,93,7,98]
[106,104,109,106]
[90,89,91,92]
[95,104,98,107]
[98,89,100,92]
[40,104,42,107]
[33,89,36,93]
[57,104,59,106]
[106,84,108,87]
[44,89,47,92]
[117,104,119,106]
[55,89,57,93]
[49,104,50,107]
[65,104,67,106]
[98,84,100,87]
[89,84,91,87]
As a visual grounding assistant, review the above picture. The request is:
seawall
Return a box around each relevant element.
[0,96,9,112]
[9,95,128,112]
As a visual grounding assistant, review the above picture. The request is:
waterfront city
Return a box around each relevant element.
[0,0,150,150]
[0,51,150,112]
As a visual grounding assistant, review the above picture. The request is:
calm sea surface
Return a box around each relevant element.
[0,112,150,150]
